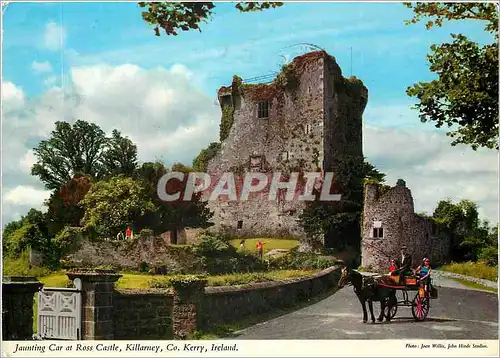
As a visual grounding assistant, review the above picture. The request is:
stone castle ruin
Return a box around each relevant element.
[205,51,368,239]
[361,179,450,271]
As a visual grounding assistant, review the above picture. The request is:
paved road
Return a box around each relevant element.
[234,284,498,339]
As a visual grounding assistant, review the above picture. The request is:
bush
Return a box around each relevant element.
[478,246,498,267]
[191,232,263,274]
[139,261,150,273]
[148,270,317,289]
[139,228,154,239]
[267,248,334,270]
[2,250,52,277]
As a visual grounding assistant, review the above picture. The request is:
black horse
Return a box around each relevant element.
[337,267,397,323]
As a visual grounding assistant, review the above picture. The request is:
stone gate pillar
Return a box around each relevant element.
[66,269,121,340]
[171,277,207,339]
[2,276,43,340]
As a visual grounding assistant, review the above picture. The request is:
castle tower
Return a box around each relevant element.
[205,51,368,239]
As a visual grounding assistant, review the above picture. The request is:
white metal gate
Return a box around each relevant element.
[37,278,82,340]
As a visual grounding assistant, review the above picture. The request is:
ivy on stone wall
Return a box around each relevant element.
[192,142,222,172]
[219,105,235,142]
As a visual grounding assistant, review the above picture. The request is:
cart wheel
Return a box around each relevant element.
[412,293,430,321]
[384,304,398,319]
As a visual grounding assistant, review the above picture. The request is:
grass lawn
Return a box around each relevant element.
[449,277,498,294]
[438,261,498,282]
[229,238,299,254]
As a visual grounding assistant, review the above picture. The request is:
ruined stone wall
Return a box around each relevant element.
[65,236,201,273]
[361,181,450,271]
[206,52,327,237]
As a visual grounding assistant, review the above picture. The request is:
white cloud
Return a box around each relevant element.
[1,81,25,108]
[2,63,221,225]
[363,124,499,223]
[3,186,51,206]
[19,150,37,173]
[44,76,58,87]
[43,21,65,51]
[31,61,53,74]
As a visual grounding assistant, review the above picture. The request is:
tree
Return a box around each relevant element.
[431,198,495,261]
[137,162,213,241]
[404,3,499,150]
[45,176,93,236]
[363,159,386,183]
[31,121,139,190]
[298,160,386,253]
[79,175,157,238]
[102,130,138,177]
[139,2,283,37]
[2,209,50,259]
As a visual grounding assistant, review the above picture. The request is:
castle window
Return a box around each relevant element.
[237,220,243,229]
[431,223,437,235]
[280,151,289,161]
[373,227,384,238]
[305,124,312,134]
[220,94,232,108]
[372,220,383,238]
[257,101,269,119]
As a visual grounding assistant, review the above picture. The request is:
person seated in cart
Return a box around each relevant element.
[414,257,432,296]
[388,259,398,275]
[395,245,413,284]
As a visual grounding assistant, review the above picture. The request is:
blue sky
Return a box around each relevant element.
[1,2,498,226]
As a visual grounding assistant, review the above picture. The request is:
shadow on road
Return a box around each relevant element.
[194,287,341,339]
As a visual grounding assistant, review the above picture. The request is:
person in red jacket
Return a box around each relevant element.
[388,259,398,274]
[256,240,265,261]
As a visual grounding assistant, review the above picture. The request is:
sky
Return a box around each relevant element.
[1,2,498,227]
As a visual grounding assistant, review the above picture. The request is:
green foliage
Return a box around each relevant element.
[139,2,283,37]
[101,130,138,178]
[220,105,235,142]
[80,175,156,238]
[2,250,52,277]
[31,121,139,190]
[51,226,83,258]
[148,269,316,289]
[2,221,32,257]
[299,160,385,251]
[439,261,498,281]
[139,228,154,239]
[267,248,334,270]
[191,232,263,274]
[433,199,497,262]
[275,63,299,91]
[191,233,231,256]
[192,142,221,172]
[363,159,386,183]
[31,121,108,190]
[404,2,499,150]
[478,246,498,267]
[136,161,213,236]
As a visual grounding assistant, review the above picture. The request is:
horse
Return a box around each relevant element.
[337,266,397,323]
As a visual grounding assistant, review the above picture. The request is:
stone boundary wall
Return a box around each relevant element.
[3,267,342,341]
[113,289,174,339]
[202,266,342,326]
